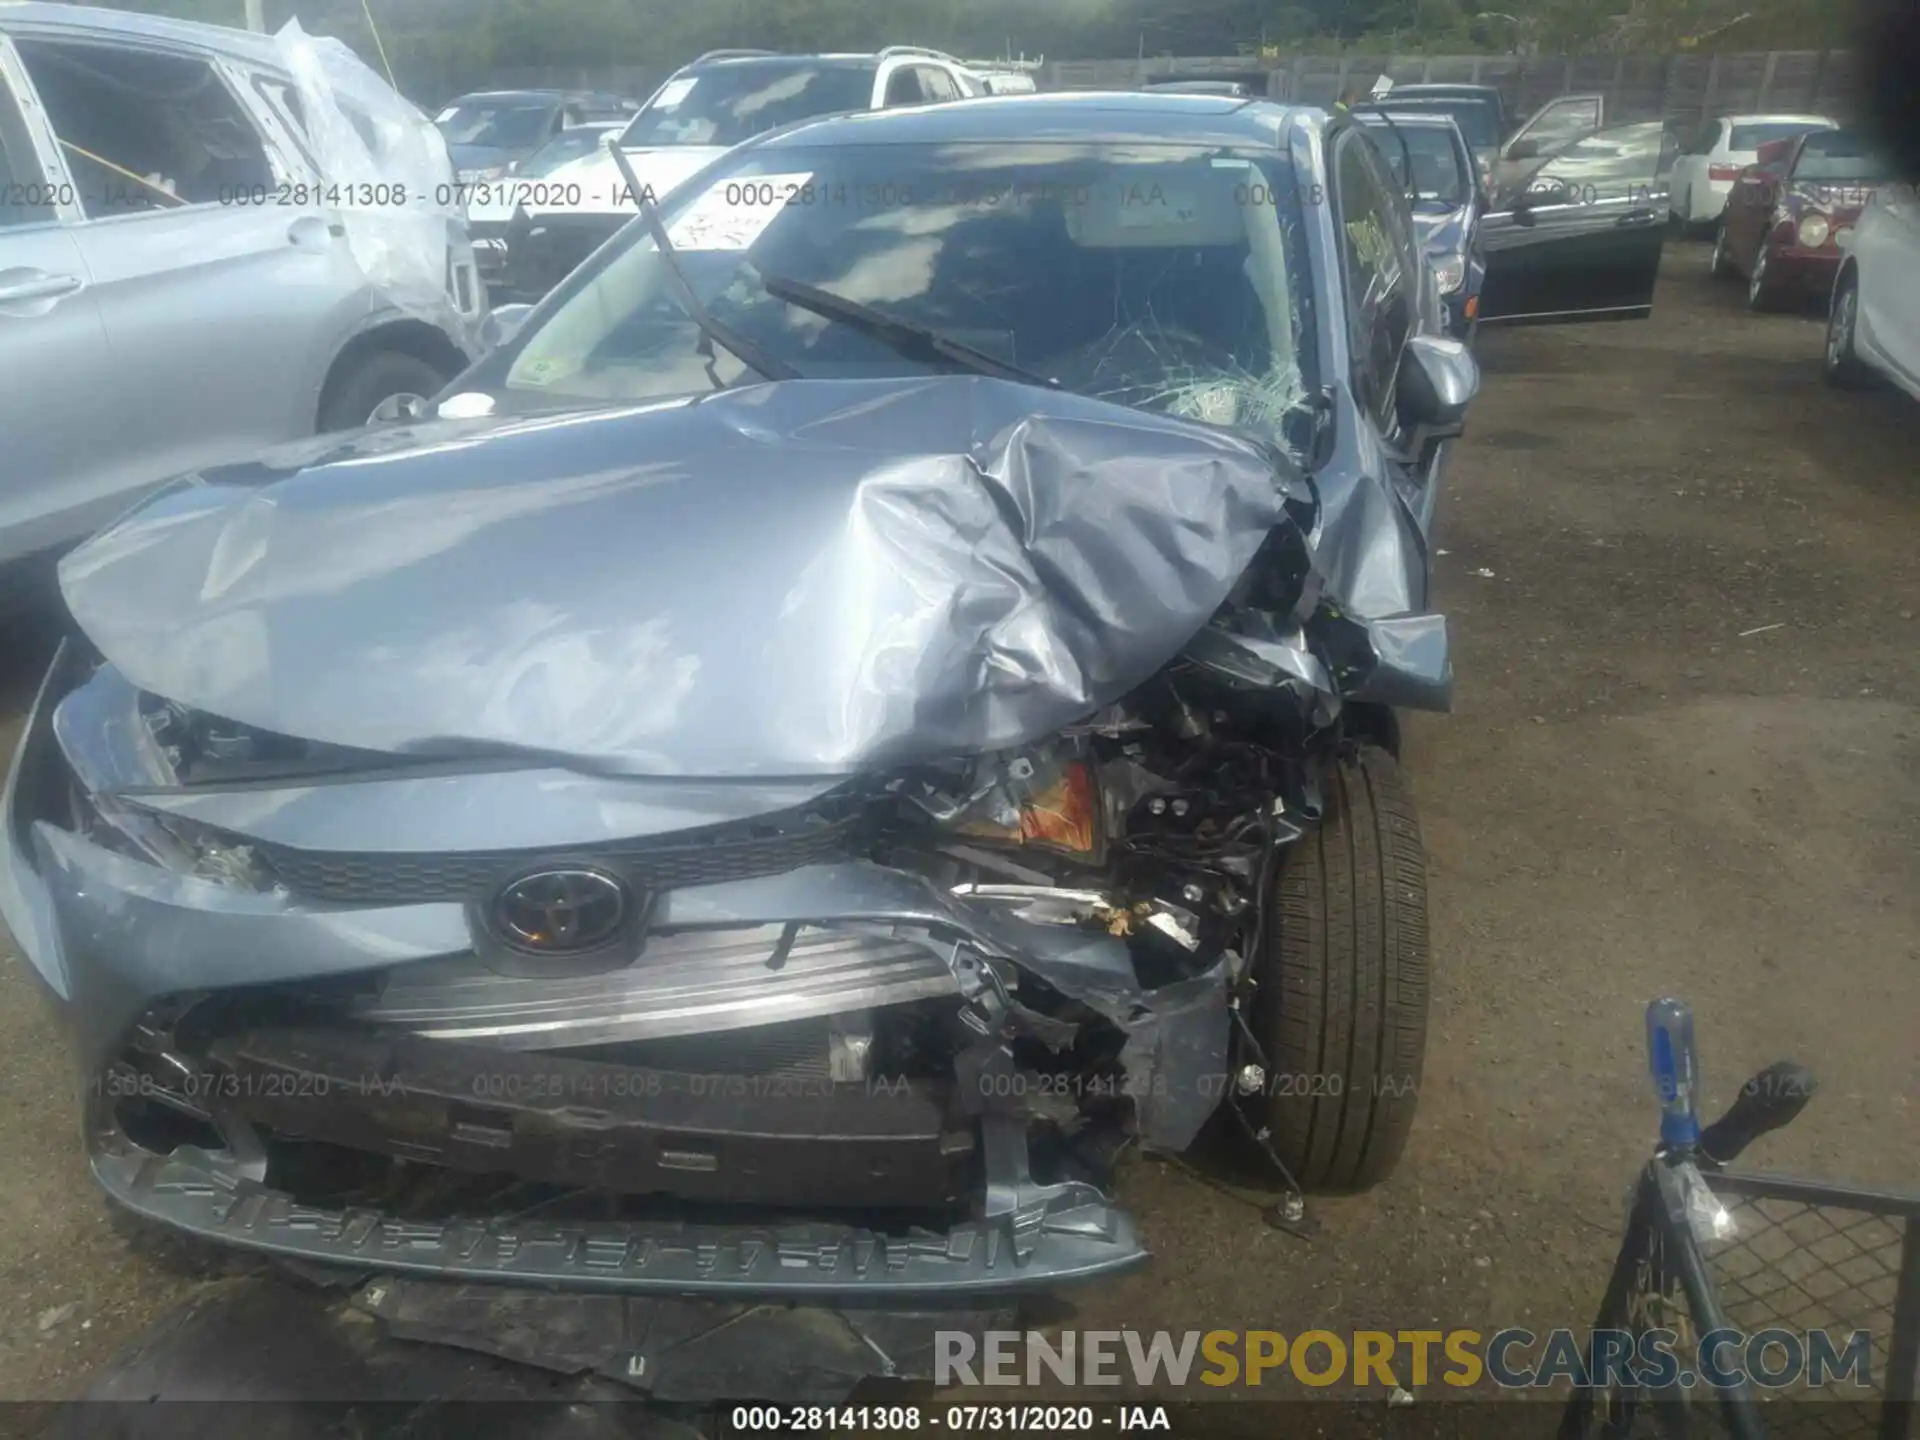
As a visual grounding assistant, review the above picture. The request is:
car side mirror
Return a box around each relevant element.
[486,303,534,349]
[1507,137,1543,161]
[1399,334,1480,435]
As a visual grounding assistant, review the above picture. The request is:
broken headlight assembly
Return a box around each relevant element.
[67,785,283,892]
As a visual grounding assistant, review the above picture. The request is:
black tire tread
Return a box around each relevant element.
[318,350,449,433]
[1258,745,1429,1193]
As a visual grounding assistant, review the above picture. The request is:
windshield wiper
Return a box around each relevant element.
[605,142,799,383]
[757,272,1059,390]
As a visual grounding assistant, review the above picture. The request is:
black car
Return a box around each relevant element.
[1373,82,1510,176]
[1355,107,1488,339]
[6,94,1666,1387]
[436,88,639,181]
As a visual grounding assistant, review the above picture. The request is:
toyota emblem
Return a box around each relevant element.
[490,867,631,954]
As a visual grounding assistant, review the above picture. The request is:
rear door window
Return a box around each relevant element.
[1729,121,1828,152]
[15,37,274,215]
[883,66,928,107]
[1516,95,1602,154]
[919,67,961,103]
[0,68,58,227]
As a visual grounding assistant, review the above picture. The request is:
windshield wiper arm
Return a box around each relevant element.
[757,272,1059,390]
[605,142,799,383]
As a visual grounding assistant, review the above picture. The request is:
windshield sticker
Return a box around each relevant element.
[665,171,815,251]
[651,77,698,111]
[1119,186,1200,228]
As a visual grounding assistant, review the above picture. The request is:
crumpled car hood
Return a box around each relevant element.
[59,376,1301,778]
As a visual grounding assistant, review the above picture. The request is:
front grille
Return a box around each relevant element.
[259,803,864,906]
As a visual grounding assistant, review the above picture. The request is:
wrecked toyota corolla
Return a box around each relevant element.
[0,95,1661,1306]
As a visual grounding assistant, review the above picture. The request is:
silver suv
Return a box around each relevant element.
[0,3,488,579]
[504,47,1041,296]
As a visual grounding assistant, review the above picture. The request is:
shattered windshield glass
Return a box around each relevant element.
[618,64,878,149]
[499,140,1321,455]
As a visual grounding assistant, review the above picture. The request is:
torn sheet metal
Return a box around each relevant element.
[272,20,471,327]
[60,375,1303,777]
[957,902,1229,1151]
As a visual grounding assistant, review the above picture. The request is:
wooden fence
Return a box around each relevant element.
[1049,50,1860,125]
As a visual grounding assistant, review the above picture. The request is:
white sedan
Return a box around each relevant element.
[1668,113,1837,229]
[1825,182,1920,398]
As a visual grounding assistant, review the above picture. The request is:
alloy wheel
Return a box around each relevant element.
[1827,285,1856,372]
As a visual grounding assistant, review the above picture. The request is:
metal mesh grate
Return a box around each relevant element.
[1575,1171,1915,1440]
[1697,1192,1904,1438]
[258,804,864,905]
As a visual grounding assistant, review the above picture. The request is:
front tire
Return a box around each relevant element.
[1709,221,1737,278]
[1251,744,1430,1193]
[318,350,450,433]
[1823,271,1873,388]
[1747,243,1782,312]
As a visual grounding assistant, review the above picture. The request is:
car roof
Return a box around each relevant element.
[0,1,284,67]
[752,91,1315,150]
[681,54,883,70]
[1384,84,1502,98]
[1354,109,1464,128]
[448,90,577,104]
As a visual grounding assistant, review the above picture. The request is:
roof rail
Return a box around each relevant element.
[961,55,1046,71]
[876,45,960,64]
[685,48,779,66]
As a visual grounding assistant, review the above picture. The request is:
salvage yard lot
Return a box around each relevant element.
[0,238,1915,1401]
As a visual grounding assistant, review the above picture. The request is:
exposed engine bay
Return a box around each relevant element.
[5,373,1444,1298]
[86,602,1350,1251]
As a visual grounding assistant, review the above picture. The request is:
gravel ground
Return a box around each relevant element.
[0,239,1914,1411]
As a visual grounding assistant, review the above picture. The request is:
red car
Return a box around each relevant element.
[1711,127,1896,311]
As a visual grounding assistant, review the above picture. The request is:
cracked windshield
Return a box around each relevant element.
[505,141,1320,454]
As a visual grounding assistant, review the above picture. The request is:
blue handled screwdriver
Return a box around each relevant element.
[1646,997,1701,1153]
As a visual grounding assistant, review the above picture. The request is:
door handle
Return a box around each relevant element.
[0,271,82,305]
[287,216,346,247]
[1616,208,1660,228]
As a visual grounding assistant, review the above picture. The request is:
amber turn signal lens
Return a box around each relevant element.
[1015,761,1098,853]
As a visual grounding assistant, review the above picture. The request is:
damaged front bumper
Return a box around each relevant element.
[0,650,1233,1296]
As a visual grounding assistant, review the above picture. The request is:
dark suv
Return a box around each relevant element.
[435,88,639,181]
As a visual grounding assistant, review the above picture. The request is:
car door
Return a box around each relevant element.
[1492,93,1606,195]
[1857,182,1920,386]
[0,38,120,568]
[12,31,375,485]
[1328,124,1448,545]
[1478,119,1672,324]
